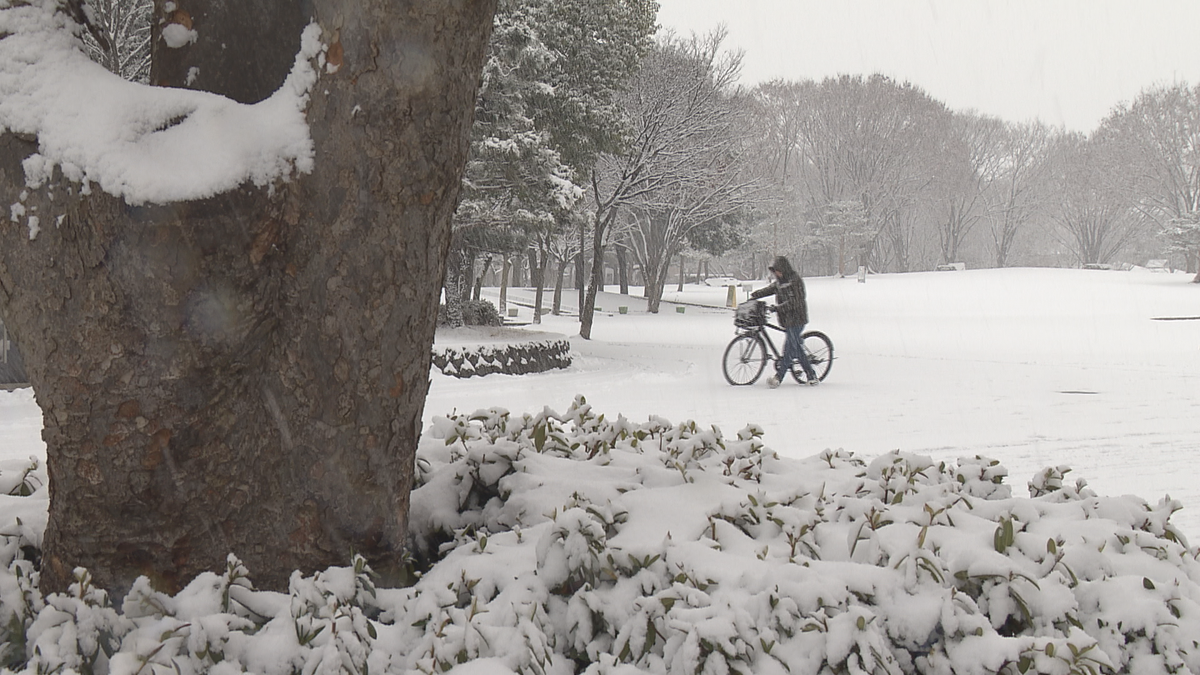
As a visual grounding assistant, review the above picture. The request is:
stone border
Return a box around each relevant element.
[432,338,571,378]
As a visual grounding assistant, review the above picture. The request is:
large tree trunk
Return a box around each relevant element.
[0,0,495,596]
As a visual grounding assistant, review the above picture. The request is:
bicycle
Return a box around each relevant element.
[722,300,834,386]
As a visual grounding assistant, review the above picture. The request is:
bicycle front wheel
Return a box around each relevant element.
[722,333,767,385]
[800,331,834,382]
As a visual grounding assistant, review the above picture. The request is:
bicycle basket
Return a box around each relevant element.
[734,301,765,328]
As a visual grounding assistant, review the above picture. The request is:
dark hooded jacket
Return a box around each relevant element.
[750,256,809,328]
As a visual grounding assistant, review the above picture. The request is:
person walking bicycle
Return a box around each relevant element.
[750,256,819,388]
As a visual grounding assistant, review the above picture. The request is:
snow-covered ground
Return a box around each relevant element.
[1,267,1198,534]
[425,268,1200,536]
[2,267,1199,674]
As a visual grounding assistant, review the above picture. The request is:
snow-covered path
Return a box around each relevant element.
[427,268,1200,535]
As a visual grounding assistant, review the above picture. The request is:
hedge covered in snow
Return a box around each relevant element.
[432,339,571,379]
[2,397,1200,674]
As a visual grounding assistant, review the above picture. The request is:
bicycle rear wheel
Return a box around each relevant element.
[795,331,833,382]
[722,333,767,385]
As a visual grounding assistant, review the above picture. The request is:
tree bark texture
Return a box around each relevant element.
[151,0,308,104]
[0,0,496,595]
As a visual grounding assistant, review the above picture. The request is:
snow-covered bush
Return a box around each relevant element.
[432,339,571,378]
[437,300,503,328]
[2,399,1200,674]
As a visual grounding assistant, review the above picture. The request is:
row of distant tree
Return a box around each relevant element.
[755,76,1200,281]
[84,0,1200,338]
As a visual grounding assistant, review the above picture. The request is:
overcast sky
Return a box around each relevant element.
[653,0,1200,133]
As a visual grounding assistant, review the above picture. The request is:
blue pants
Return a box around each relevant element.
[777,325,817,381]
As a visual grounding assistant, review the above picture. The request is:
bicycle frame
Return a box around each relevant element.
[738,321,796,365]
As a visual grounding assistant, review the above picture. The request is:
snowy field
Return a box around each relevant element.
[1,267,1198,534]
[427,268,1200,536]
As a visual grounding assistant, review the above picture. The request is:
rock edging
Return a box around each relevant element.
[432,338,571,378]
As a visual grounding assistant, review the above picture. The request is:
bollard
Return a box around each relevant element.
[726,285,737,307]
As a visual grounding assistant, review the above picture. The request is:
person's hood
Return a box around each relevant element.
[770,256,798,280]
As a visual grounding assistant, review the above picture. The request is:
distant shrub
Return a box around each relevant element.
[438,299,503,327]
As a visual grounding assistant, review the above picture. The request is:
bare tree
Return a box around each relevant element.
[618,38,761,313]
[789,75,949,274]
[1047,133,1140,265]
[985,120,1056,267]
[1101,84,1200,280]
[580,29,746,333]
[746,80,810,261]
[548,215,583,314]
[935,113,1006,265]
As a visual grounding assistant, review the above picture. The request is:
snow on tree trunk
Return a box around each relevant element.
[0,0,496,596]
